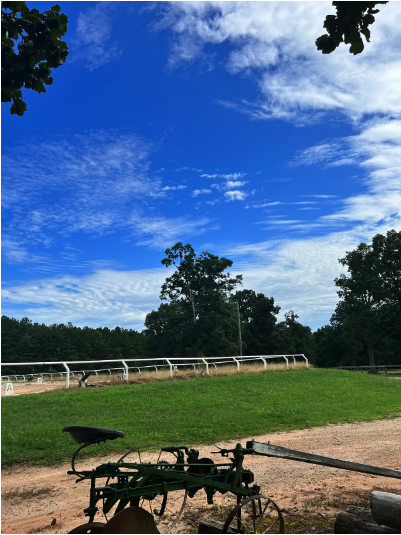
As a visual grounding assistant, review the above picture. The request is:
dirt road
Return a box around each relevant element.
[2,418,401,534]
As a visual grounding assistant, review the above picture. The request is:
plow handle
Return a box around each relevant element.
[247,440,401,480]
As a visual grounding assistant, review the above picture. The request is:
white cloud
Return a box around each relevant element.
[295,118,401,225]
[2,131,223,263]
[71,2,122,70]
[226,180,248,189]
[162,185,187,191]
[1,269,169,330]
[2,131,161,245]
[225,190,248,201]
[175,167,203,173]
[157,2,401,122]
[131,215,217,248]
[201,173,219,179]
[192,188,212,197]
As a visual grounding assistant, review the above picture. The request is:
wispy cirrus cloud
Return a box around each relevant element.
[162,185,187,191]
[131,215,217,248]
[71,2,122,71]
[1,268,170,330]
[2,130,220,267]
[2,130,159,241]
[294,119,401,226]
[155,2,401,123]
[245,201,318,209]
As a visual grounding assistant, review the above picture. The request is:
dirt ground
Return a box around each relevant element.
[2,417,401,534]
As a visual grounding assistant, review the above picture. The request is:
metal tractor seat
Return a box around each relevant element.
[63,426,125,444]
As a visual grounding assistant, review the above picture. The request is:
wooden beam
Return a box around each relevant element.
[247,441,401,479]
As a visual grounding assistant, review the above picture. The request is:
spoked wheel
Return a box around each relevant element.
[222,495,284,534]
[105,445,188,534]
[68,522,106,534]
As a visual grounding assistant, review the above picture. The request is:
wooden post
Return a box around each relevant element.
[334,511,399,533]
[371,491,401,531]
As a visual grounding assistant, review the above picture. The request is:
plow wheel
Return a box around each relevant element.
[106,445,188,534]
[222,495,284,534]
[69,522,106,533]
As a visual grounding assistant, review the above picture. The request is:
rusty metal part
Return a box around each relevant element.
[222,495,284,534]
[102,506,160,534]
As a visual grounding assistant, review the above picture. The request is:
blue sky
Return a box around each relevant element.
[2,1,401,332]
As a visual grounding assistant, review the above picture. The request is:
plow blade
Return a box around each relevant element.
[102,507,160,534]
[247,440,401,479]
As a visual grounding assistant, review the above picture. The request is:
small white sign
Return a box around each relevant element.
[2,382,14,396]
[37,377,42,383]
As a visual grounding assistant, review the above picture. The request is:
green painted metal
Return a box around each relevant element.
[65,432,260,526]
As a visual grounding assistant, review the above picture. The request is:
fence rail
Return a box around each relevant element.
[1,354,308,389]
[332,365,401,375]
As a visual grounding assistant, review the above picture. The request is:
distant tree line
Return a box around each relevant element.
[1,318,147,375]
[1,231,400,374]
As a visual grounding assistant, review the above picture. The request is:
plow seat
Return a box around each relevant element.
[63,425,125,444]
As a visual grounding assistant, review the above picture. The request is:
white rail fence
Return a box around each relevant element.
[1,354,308,389]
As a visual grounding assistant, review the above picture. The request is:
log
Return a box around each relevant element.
[198,520,239,533]
[334,511,401,534]
[347,506,373,517]
[371,491,401,531]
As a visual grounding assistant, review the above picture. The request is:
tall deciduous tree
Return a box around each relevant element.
[316,1,388,55]
[1,1,68,115]
[145,242,243,358]
[160,242,242,312]
[332,230,401,369]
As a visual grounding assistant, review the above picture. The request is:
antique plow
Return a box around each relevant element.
[64,426,401,534]
[63,426,283,534]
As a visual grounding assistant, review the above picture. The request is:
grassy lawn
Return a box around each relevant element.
[1,369,400,467]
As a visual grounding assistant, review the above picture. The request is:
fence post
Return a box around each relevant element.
[259,357,267,370]
[301,354,309,369]
[283,356,289,370]
[233,357,240,372]
[62,362,70,389]
[166,359,173,377]
[122,361,129,381]
[201,358,209,375]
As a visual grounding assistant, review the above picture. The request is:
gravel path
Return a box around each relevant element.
[2,417,401,534]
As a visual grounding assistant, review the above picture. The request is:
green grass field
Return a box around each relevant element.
[1,369,400,467]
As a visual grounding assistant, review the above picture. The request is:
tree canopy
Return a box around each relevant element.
[160,242,243,304]
[316,1,388,55]
[1,1,68,116]
[331,230,401,367]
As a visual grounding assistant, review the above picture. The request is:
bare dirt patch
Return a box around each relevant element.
[2,417,400,534]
